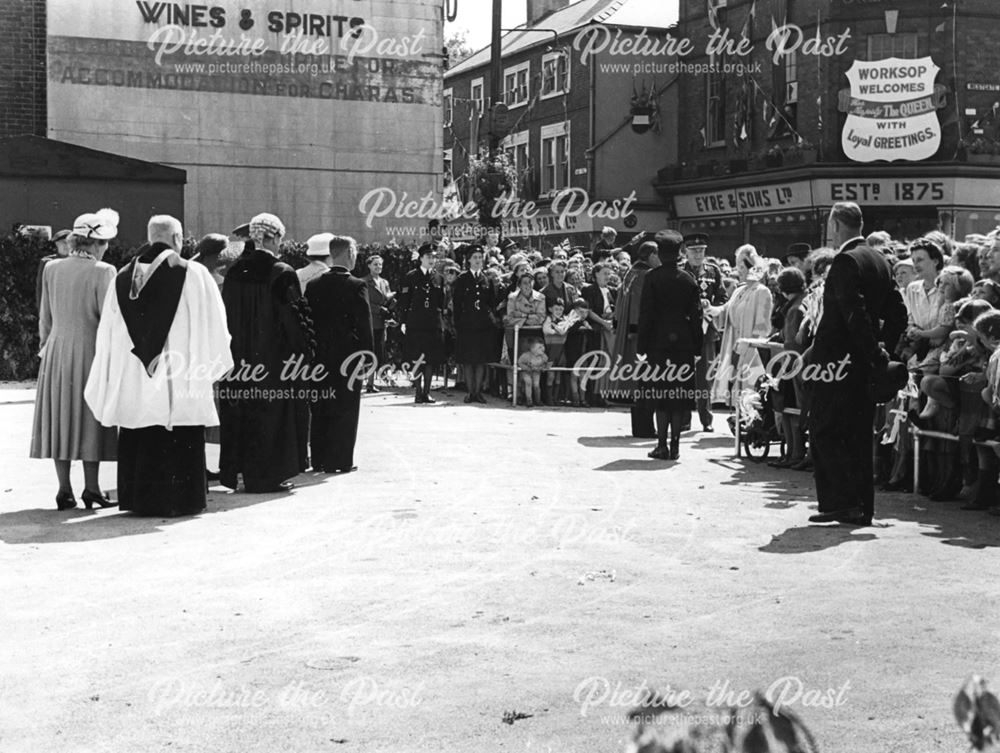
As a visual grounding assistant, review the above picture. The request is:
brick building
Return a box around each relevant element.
[443,0,680,250]
[0,0,444,243]
[654,0,1000,258]
[0,0,47,140]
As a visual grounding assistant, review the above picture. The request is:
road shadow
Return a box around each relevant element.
[759,525,879,553]
[578,435,657,449]
[0,475,321,545]
[708,457,816,506]
[874,492,1000,549]
[714,455,1000,549]
[594,458,679,471]
[689,436,737,448]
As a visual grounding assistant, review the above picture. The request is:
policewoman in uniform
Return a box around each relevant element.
[681,233,727,431]
[452,245,500,404]
[398,244,446,404]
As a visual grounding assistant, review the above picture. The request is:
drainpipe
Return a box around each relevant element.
[587,57,597,196]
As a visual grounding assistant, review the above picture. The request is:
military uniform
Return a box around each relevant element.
[681,234,727,430]
[398,265,445,402]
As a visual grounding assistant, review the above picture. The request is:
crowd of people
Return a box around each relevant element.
[24,202,1000,524]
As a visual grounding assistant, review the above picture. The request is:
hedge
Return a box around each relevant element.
[0,234,419,381]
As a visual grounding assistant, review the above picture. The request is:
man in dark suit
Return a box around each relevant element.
[807,202,907,525]
[636,230,704,460]
[581,262,617,407]
[304,235,374,474]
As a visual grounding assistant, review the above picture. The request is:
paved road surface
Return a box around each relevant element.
[1,386,996,752]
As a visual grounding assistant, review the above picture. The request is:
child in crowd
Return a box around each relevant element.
[918,298,993,422]
[965,310,1000,511]
[972,279,1000,308]
[564,298,594,408]
[913,265,973,374]
[893,258,916,291]
[542,300,581,405]
[516,338,549,408]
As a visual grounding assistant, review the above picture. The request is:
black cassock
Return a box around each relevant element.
[305,267,374,472]
[452,270,500,364]
[219,245,312,492]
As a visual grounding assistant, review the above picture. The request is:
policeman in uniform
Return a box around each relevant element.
[681,233,726,431]
[398,244,446,403]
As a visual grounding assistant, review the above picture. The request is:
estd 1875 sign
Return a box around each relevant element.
[839,57,947,163]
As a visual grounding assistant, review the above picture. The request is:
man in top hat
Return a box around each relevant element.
[297,232,335,293]
[304,235,373,474]
[398,244,446,403]
[783,242,811,273]
[681,232,727,431]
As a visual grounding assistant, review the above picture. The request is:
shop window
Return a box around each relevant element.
[868,33,918,60]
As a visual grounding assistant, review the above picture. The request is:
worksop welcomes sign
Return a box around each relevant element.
[840,57,945,162]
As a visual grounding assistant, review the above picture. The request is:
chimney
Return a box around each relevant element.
[526,0,571,26]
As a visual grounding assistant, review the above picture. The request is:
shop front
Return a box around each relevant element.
[659,164,1000,261]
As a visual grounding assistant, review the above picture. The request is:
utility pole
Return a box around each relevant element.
[488,0,503,157]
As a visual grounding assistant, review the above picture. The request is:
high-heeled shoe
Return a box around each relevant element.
[55,490,77,511]
[81,489,116,510]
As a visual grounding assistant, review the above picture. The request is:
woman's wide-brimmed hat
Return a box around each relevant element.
[71,208,119,240]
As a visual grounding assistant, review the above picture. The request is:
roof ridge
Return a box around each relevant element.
[591,0,630,25]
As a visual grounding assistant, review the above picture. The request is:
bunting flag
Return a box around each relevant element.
[740,1,756,38]
[469,100,480,156]
[707,0,719,30]
[732,3,755,147]
[935,20,948,32]
[815,10,823,135]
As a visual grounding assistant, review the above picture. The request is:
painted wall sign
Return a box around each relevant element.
[45,0,442,241]
[840,57,944,162]
[672,177,1000,219]
[672,181,813,218]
